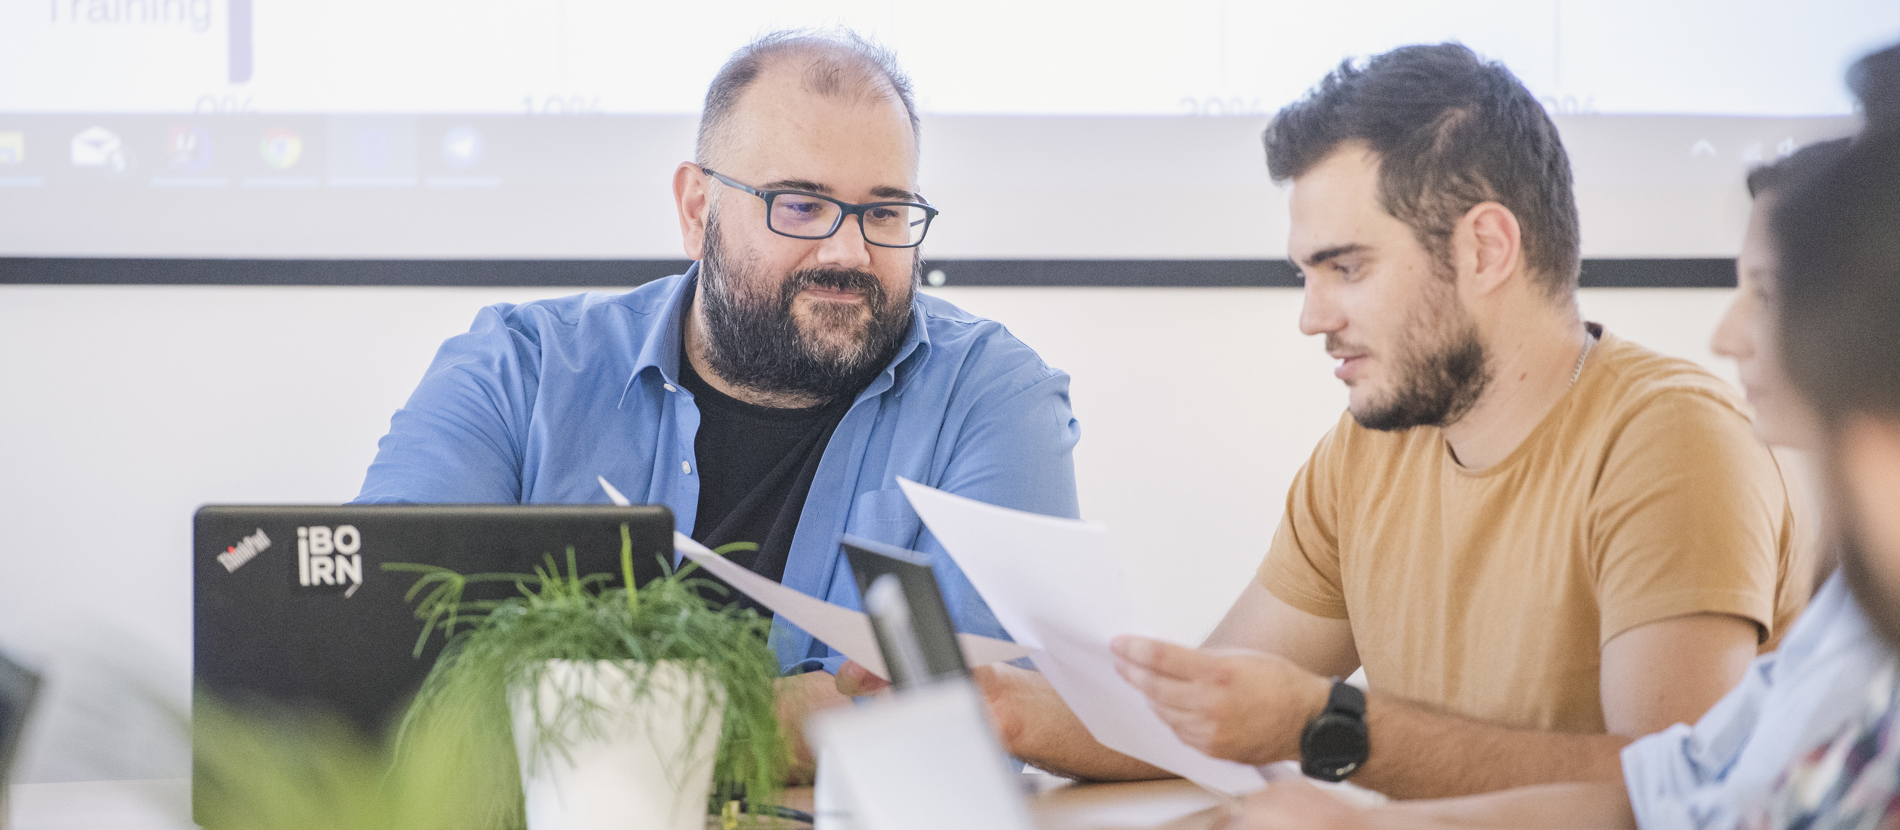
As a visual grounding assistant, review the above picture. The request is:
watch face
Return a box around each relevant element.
[1301,714,1370,781]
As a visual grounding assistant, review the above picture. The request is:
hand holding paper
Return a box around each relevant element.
[897,478,1267,795]
[1109,635,1331,767]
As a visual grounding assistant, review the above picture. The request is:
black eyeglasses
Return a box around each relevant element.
[700,166,939,248]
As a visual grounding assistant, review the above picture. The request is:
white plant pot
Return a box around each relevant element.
[510,659,726,830]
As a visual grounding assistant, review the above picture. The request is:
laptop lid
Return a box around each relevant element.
[193,504,673,736]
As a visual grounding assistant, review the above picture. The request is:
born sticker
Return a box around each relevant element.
[297,525,363,598]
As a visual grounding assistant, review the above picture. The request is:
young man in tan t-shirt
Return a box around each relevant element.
[1261,332,1802,739]
[839,43,1806,799]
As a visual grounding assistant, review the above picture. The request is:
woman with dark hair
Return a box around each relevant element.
[1738,74,1900,830]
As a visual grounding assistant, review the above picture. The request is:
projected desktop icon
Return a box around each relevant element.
[440,127,483,169]
[168,127,213,171]
[0,133,21,165]
[260,128,303,169]
[71,127,126,172]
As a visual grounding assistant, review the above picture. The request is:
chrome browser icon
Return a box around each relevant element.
[260,128,303,169]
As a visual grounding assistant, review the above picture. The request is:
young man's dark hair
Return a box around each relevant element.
[1262,42,1580,299]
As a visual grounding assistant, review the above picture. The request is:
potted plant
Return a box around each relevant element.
[385,526,788,830]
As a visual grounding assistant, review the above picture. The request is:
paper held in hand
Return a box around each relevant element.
[895,478,1267,796]
[595,476,1032,681]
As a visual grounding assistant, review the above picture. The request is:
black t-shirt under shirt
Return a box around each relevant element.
[678,357,850,619]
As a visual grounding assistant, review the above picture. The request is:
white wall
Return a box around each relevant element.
[0,281,1741,782]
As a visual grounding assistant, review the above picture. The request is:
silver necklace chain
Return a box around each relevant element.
[1569,333,1597,388]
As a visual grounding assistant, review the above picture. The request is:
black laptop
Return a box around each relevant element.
[192,504,673,738]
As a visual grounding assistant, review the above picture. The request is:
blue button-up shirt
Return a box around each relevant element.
[1622,570,1891,829]
[356,267,1082,674]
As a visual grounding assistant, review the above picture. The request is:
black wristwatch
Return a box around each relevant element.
[1299,678,1370,782]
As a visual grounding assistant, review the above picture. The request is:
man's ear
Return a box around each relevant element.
[1456,201,1522,297]
[675,162,711,261]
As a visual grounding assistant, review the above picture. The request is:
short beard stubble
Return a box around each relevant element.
[697,210,917,404]
[1346,267,1492,432]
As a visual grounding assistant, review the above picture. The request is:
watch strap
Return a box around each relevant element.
[1325,677,1366,718]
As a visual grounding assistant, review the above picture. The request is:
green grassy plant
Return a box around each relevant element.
[383,527,787,828]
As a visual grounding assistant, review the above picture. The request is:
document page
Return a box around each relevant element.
[597,475,1032,680]
[672,532,1034,680]
[898,479,1266,796]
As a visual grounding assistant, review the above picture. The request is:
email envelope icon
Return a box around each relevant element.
[0,132,21,165]
[71,126,125,172]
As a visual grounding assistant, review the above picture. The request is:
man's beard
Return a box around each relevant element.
[1345,276,1491,432]
[697,211,917,403]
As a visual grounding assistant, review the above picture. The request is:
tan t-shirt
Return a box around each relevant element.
[1259,330,1809,734]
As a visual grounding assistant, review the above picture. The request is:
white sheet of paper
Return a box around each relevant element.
[672,533,1035,681]
[597,476,1032,680]
[897,478,1266,795]
[673,532,893,677]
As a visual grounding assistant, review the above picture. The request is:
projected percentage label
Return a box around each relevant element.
[1178,96,1270,117]
[521,95,604,116]
[193,93,254,113]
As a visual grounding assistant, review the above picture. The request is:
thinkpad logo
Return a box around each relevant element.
[217,528,270,573]
[298,525,363,598]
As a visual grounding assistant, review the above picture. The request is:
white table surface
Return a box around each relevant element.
[7,776,1224,830]
[8,779,194,830]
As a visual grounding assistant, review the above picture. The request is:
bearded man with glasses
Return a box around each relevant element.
[355,30,1081,775]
